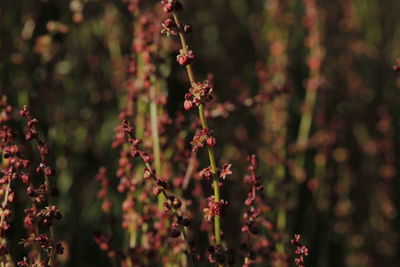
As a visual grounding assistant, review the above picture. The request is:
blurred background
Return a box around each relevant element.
[1,0,400,266]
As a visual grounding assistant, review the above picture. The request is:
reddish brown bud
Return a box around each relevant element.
[184,100,193,110]
[44,167,55,177]
[153,186,162,196]
[143,169,152,179]
[206,137,217,147]
[164,18,174,27]
[183,24,192,33]
[142,154,151,163]
[177,55,189,66]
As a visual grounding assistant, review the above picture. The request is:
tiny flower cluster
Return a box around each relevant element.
[19,234,63,254]
[219,163,232,180]
[95,167,113,213]
[20,107,56,178]
[243,155,263,206]
[160,0,229,260]
[198,164,232,181]
[184,80,213,110]
[0,105,22,260]
[161,18,192,36]
[291,234,309,267]
[240,155,275,266]
[177,47,195,66]
[190,128,216,152]
[119,119,197,257]
[20,106,64,264]
[0,101,64,266]
[203,197,227,222]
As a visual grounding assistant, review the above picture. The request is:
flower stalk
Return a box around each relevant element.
[170,9,222,246]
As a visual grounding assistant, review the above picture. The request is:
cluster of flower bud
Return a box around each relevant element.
[184,80,213,110]
[243,155,263,206]
[20,107,39,141]
[19,106,64,261]
[120,118,192,222]
[291,234,309,267]
[203,197,228,222]
[176,48,195,66]
[199,163,233,181]
[37,205,63,226]
[95,167,113,213]
[161,18,192,36]
[19,234,64,258]
[190,128,216,152]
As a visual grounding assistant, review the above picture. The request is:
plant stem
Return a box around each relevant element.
[150,80,166,207]
[0,179,15,267]
[141,158,189,241]
[150,98,161,175]
[44,175,56,266]
[171,11,222,246]
[5,254,14,267]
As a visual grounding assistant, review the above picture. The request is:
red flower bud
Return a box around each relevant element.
[44,167,55,177]
[184,100,193,110]
[177,55,188,66]
[206,137,217,147]
[164,18,174,27]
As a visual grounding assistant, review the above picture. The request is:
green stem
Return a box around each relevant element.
[172,11,222,246]
[150,100,161,175]
[5,254,14,267]
[150,81,166,207]
[296,89,317,150]
[44,175,56,266]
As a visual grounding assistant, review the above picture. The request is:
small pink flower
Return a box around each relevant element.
[220,163,232,179]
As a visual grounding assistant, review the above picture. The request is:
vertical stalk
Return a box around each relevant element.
[44,175,56,266]
[0,178,15,267]
[290,0,324,252]
[150,97,161,175]
[150,81,166,207]
[294,0,323,180]
[171,11,222,246]
[262,0,293,260]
